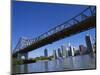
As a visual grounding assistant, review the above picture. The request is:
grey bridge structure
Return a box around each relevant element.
[13,6,96,60]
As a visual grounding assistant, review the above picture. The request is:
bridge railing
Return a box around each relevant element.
[13,6,96,53]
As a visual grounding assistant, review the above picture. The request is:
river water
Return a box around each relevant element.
[14,54,96,74]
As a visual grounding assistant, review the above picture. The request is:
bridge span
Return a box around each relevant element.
[13,6,96,57]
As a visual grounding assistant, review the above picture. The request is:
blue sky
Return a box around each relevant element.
[12,1,96,58]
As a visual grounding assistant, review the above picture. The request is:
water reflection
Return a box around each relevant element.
[14,54,96,73]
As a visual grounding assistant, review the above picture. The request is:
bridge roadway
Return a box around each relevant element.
[13,15,96,57]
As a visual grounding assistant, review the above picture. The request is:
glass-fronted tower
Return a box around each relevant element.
[85,35,93,54]
[44,48,48,57]
[53,50,57,59]
[58,48,62,57]
[61,45,67,57]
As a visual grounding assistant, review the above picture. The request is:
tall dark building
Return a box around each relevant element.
[58,48,62,57]
[68,46,72,56]
[44,48,48,57]
[85,35,93,54]
[53,50,57,59]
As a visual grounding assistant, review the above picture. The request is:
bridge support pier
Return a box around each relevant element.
[16,53,28,73]
[17,53,28,60]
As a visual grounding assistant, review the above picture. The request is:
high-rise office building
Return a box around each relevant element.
[68,46,72,56]
[66,47,69,57]
[53,50,57,59]
[85,35,93,54]
[44,48,48,57]
[67,43,74,56]
[58,48,62,57]
[72,47,75,56]
[61,45,67,57]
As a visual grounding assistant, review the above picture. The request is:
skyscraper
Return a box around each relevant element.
[66,47,69,57]
[72,47,75,56]
[44,48,48,57]
[68,46,72,56]
[61,45,67,57]
[58,48,62,57]
[53,50,57,59]
[85,35,93,54]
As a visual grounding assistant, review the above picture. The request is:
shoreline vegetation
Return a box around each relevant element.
[12,55,53,65]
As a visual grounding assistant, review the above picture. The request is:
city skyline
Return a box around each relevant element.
[28,34,95,60]
[12,1,96,58]
[28,33,95,59]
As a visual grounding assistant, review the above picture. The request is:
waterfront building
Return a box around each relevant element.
[61,45,67,57]
[44,48,48,57]
[53,50,57,59]
[58,48,62,57]
[79,45,87,55]
[85,35,93,54]
[68,46,72,56]
[72,47,75,56]
[66,47,69,57]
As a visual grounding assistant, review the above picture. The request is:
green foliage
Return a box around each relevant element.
[12,58,23,65]
[34,55,53,61]
[12,55,54,65]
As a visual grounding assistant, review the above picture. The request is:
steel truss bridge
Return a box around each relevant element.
[13,6,96,57]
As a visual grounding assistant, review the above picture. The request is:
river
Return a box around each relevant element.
[14,54,96,74]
